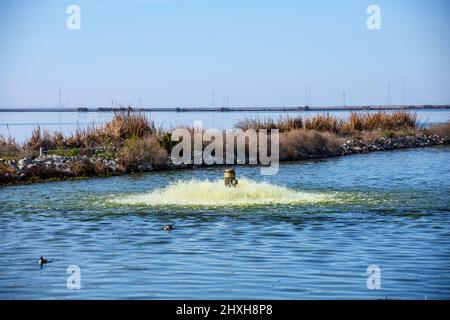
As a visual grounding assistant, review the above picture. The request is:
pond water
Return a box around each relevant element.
[1,109,449,143]
[0,146,449,299]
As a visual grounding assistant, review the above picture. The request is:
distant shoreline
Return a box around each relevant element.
[0,105,449,113]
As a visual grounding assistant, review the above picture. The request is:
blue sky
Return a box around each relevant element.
[0,0,449,108]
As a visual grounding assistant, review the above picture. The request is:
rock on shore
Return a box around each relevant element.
[340,134,445,155]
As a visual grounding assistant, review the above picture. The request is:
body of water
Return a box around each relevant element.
[1,146,449,299]
[0,109,449,143]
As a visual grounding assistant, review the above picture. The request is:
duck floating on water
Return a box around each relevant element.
[163,224,173,231]
[38,256,48,266]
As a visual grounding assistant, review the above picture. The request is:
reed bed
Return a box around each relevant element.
[426,121,450,140]
[0,110,441,169]
[279,129,344,161]
[118,134,168,170]
[235,111,418,135]
[0,110,448,185]
[304,114,343,133]
[21,110,157,151]
[0,135,22,159]
[235,115,303,132]
[1,111,165,169]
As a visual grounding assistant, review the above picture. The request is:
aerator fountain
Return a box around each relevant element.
[224,168,238,187]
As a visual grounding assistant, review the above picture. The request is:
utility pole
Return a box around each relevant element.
[304,84,308,106]
[212,90,216,108]
[58,89,62,107]
[417,88,421,106]
[308,84,311,106]
[387,81,391,106]
[305,84,312,106]
[342,90,347,107]
[401,78,406,105]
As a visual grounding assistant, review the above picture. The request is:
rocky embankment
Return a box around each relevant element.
[0,155,119,183]
[340,134,446,155]
[0,134,447,185]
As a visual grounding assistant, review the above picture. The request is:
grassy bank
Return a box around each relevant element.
[1,110,449,185]
[1,110,167,166]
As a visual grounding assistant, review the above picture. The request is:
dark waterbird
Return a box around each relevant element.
[163,224,173,231]
[38,256,48,266]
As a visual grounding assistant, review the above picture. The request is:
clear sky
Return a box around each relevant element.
[0,0,449,108]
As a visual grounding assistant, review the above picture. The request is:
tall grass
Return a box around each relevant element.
[341,111,417,132]
[103,110,155,141]
[235,115,303,132]
[1,111,165,161]
[23,110,156,150]
[25,126,54,150]
[304,114,342,133]
[235,111,418,134]
[279,129,344,161]
[0,134,21,159]
[427,121,450,141]
[0,110,436,169]
[118,134,168,170]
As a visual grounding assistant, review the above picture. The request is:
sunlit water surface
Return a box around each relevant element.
[0,146,449,299]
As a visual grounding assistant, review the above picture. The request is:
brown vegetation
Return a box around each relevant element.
[235,111,418,135]
[0,135,21,158]
[235,115,303,132]
[427,121,450,141]
[0,110,447,185]
[0,111,168,182]
[304,114,342,133]
[279,129,344,161]
[118,134,168,170]
[21,110,156,152]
